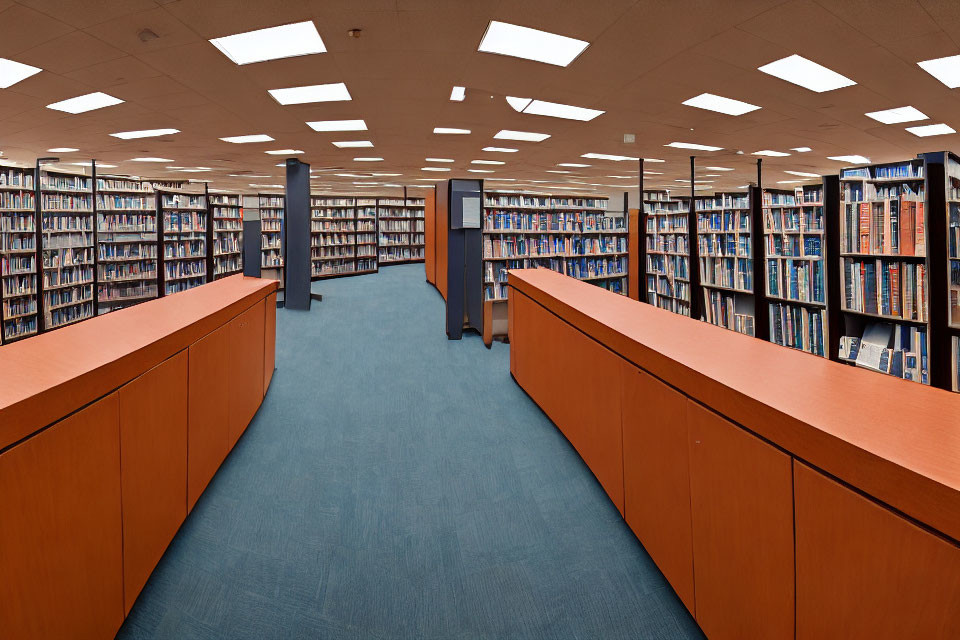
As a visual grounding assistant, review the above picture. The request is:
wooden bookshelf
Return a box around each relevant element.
[356,197,378,274]
[762,184,828,356]
[643,189,690,316]
[310,196,359,278]
[696,190,755,336]
[39,166,95,331]
[95,176,158,313]
[0,166,37,343]
[259,193,284,285]
[211,193,243,279]
[409,196,426,261]
[155,181,208,296]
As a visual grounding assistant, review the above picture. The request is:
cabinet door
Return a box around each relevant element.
[621,365,695,613]
[228,299,265,448]
[264,291,277,392]
[687,402,794,640]
[119,352,188,613]
[795,461,960,639]
[188,323,231,511]
[0,394,124,640]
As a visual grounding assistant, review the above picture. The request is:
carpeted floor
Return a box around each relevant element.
[116,264,704,640]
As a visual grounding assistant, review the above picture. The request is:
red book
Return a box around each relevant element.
[890,262,901,317]
[899,197,915,257]
[915,201,925,256]
[859,203,871,253]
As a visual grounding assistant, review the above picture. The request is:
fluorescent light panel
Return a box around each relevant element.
[705,166,733,171]
[353,157,383,161]
[784,170,820,177]
[468,169,494,173]
[519,98,604,121]
[265,149,303,154]
[482,147,517,153]
[477,20,589,67]
[333,140,373,148]
[130,157,172,162]
[494,130,549,142]
[581,153,638,161]
[792,147,812,152]
[433,127,470,134]
[665,142,723,151]
[758,54,856,92]
[426,158,454,163]
[268,82,350,105]
[753,150,791,157]
[828,155,871,164]
[210,21,326,65]
[0,57,41,88]
[421,167,450,172]
[905,123,955,137]
[220,134,274,143]
[559,163,590,167]
[308,120,367,132]
[450,86,465,101]
[472,159,504,165]
[917,54,960,88]
[864,106,927,124]
[47,92,123,114]
[47,147,78,153]
[682,92,760,116]
[110,128,179,139]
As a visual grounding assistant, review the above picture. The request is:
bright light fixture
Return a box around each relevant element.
[371,173,401,176]
[210,21,326,65]
[70,162,116,168]
[506,96,532,111]
[472,159,504,165]
[468,169,494,173]
[791,147,812,152]
[130,157,173,162]
[705,166,734,171]
[354,157,384,161]
[477,20,589,67]
[607,175,632,179]
[784,170,820,177]
[426,158,455,163]
[450,86,465,101]
[169,168,212,173]
[644,158,665,163]
[47,91,124,114]
[308,119,367,132]
[682,92,760,116]
[917,54,960,88]
[268,82,350,105]
[220,134,274,143]
[333,140,373,148]
[494,130,550,142]
[864,106,927,124]
[643,171,664,175]
[905,123,956,137]
[48,147,78,153]
[265,149,303,154]
[777,180,806,184]
[507,97,604,121]
[828,155,871,164]
[558,163,590,167]
[433,127,470,134]
[421,167,450,172]
[482,147,518,153]
[0,57,42,88]
[581,152,638,161]
[110,128,180,139]
[665,142,723,151]
[753,150,791,157]
[758,54,856,92]
[546,170,571,174]
[249,183,285,188]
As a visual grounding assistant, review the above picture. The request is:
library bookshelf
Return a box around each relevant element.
[211,193,243,279]
[643,190,691,316]
[377,196,425,265]
[410,196,426,262]
[96,176,158,313]
[310,196,378,278]
[260,193,285,285]
[948,155,960,391]
[356,197,378,274]
[156,181,208,296]
[0,166,37,342]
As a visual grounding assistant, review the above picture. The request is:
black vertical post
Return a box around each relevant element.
[157,187,166,297]
[242,194,261,278]
[638,158,647,303]
[688,156,702,320]
[204,183,214,282]
[921,152,950,390]
[92,160,99,315]
[34,159,45,333]
[753,159,770,341]
[824,174,842,361]
[285,158,312,310]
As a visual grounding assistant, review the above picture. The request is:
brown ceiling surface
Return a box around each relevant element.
[1,0,960,198]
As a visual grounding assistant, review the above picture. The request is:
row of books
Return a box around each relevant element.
[700,256,753,291]
[483,235,626,259]
[766,234,822,258]
[843,259,927,321]
[763,208,824,233]
[839,323,928,384]
[841,199,925,256]
[769,303,825,356]
[484,195,607,209]
[697,211,751,232]
[648,254,689,281]
[767,258,825,304]
[699,234,751,257]
[484,211,625,232]
[703,289,755,336]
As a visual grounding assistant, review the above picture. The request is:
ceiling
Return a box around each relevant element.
[1,0,960,200]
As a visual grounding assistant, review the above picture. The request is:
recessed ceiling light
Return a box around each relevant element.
[334,173,365,177]
[268,82,350,105]
[426,158,454,163]
[468,169,494,173]
[477,20,589,67]
[371,173,401,176]
[472,159,504,165]
[581,153,638,161]
[47,91,124,114]
[547,170,571,174]
[791,147,812,152]
[643,171,663,175]
[210,21,326,65]
[784,170,820,177]
[450,86,465,101]
[422,167,451,172]
[753,150,791,157]
[308,119,367,132]
[265,149,303,154]
[702,174,722,177]
[353,181,379,185]
[906,123,956,137]
[704,166,733,171]
[47,147,78,153]
[682,92,760,116]
[333,140,373,148]
[665,142,723,151]
[828,155,871,164]
[249,183,285,188]
[433,127,471,134]
[482,147,518,153]
[70,162,116,168]
[354,157,384,161]
[0,57,42,88]
[758,54,856,92]
[917,54,960,88]
[130,157,173,162]
[558,163,590,167]
[644,158,665,163]
[506,97,604,121]
[110,128,179,139]
[606,175,633,179]
[220,134,274,143]
[494,130,549,142]
[864,106,928,125]
[506,96,533,111]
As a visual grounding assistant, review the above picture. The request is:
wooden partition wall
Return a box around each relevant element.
[0,275,277,639]
[433,181,449,301]
[509,268,960,640]
[628,208,641,301]
[424,188,437,287]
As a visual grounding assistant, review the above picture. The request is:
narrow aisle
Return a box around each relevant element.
[117,265,703,640]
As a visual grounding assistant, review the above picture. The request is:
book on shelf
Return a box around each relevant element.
[696,190,754,334]
[211,193,243,279]
[0,167,38,341]
[644,189,691,316]
[843,321,928,384]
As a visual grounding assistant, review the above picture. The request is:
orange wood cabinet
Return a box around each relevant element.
[0,394,124,640]
[425,188,437,286]
[628,208,641,301]
[794,462,960,639]
[188,323,232,511]
[264,290,277,391]
[119,351,189,614]
[620,364,695,614]
[228,298,266,448]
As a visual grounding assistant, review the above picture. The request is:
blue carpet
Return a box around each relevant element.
[116,264,704,639]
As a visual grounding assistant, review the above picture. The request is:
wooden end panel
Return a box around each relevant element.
[264,291,277,392]
[628,208,640,300]
[794,461,960,639]
[509,287,519,379]
[187,324,231,512]
[437,183,449,300]
[621,364,695,614]
[425,188,436,285]
[483,299,493,347]
[119,352,189,614]
[687,401,794,640]
[0,394,124,640]
[228,299,266,448]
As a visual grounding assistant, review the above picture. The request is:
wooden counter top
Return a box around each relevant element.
[509,268,960,543]
[0,275,277,452]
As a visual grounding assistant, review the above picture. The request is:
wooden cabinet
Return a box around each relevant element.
[0,394,124,640]
[119,352,188,613]
[188,324,232,511]
[228,299,265,448]
[687,402,794,640]
[264,291,277,392]
[620,364,695,613]
[795,461,960,639]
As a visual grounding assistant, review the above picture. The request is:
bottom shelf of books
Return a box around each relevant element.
[839,321,929,385]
